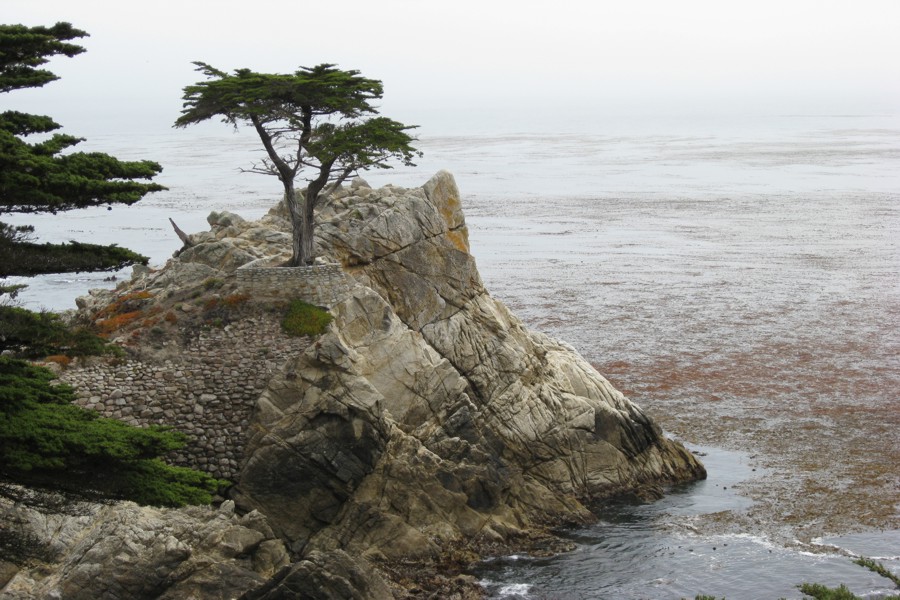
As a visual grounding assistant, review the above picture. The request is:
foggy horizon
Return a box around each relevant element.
[4,1,898,137]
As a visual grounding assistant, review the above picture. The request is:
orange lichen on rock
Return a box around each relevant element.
[43,354,72,367]
[446,229,469,253]
[96,310,144,336]
[223,293,251,307]
[96,290,155,319]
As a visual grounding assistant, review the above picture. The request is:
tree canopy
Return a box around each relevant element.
[176,62,420,266]
[0,22,86,93]
[0,304,116,358]
[0,22,165,277]
[0,305,222,507]
[0,357,223,507]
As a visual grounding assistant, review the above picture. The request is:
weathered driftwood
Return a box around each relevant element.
[169,218,194,249]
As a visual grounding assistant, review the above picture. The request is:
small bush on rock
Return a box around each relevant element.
[282,300,333,337]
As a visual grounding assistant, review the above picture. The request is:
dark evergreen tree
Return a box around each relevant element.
[0,305,115,358]
[0,24,219,509]
[0,357,223,507]
[0,22,165,278]
[176,62,420,266]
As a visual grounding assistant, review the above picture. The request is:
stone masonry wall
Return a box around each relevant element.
[235,263,352,307]
[61,315,311,481]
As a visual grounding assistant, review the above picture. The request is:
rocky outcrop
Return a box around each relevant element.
[1,493,289,599]
[241,550,393,600]
[233,171,705,560]
[3,171,704,598]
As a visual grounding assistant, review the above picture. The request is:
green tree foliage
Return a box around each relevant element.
[0,219,147,276]
[0,22,85,92]
[0,22,164,277]
[853,557,900,588]
[175,62,420,266]
[0,357,223,507]
[0,305,116,358]
[797,582,861,600]
[0,281,26,301]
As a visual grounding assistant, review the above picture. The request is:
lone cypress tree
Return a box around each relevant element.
[0,22,165,278]
[176,62,420,266]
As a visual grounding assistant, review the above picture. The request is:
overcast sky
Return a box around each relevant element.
[4,0,899,134]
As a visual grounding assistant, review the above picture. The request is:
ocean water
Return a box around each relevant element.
[476,447,900,599]
[4,113,899,597]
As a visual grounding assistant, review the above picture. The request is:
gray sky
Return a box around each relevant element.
[4,0,899,134]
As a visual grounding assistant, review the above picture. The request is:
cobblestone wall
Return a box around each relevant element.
[235,263,352,307]
[61,316,311,481]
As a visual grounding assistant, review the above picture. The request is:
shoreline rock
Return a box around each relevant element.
[232,171,705,563]
[3,171,704,598]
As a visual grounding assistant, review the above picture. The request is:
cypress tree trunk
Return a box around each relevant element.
[283,181,303,267]
[299,188,317,265]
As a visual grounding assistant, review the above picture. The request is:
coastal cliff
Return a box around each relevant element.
[1,172,704,598]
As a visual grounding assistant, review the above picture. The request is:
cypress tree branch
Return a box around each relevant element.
[0,23,164,278]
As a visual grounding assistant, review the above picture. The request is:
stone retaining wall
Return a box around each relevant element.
[235,263,352,307]
[62,316,311,481]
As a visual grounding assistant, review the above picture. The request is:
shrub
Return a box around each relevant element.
[282,300,333,337]
[223,292,251,307]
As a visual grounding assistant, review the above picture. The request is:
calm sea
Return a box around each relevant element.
[5,113,899,598]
